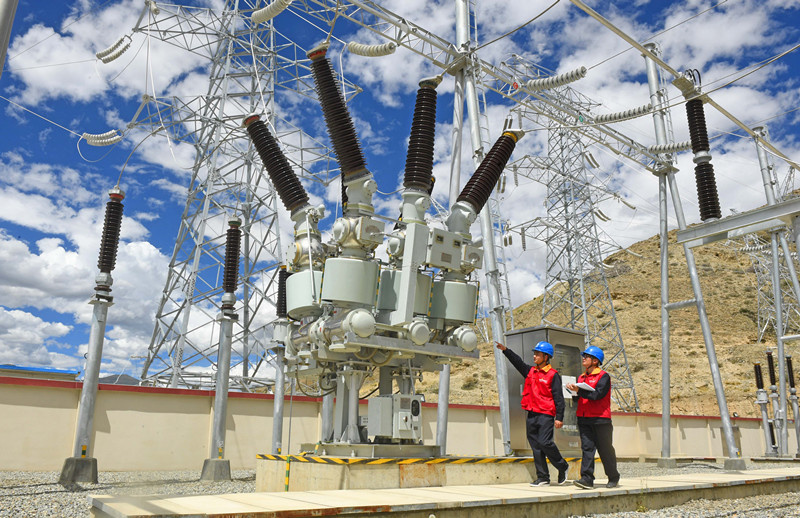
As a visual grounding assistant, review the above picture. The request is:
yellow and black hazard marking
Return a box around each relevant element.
[256,454,550,466]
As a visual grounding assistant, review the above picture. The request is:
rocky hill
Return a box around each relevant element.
[414,229,797,418]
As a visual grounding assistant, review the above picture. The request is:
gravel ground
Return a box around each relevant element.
[0,461,796,517]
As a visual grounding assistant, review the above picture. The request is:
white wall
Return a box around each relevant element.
[0,376,792,471]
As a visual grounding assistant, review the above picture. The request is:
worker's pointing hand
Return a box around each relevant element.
[495,342,506,351]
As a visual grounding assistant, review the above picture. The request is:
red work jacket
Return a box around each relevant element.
[521,365,558,416]
[576,368,611,418]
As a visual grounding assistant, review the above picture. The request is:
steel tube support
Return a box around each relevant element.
[0,0,19,82]
[756,389,776,456]
[754,127,792,456]
[435,0,458,457]
[73,296,110,459]
[666,169,742,467]
[59,278,114,484]
[454,0,512,455]
[791,392,800,457]
[271,347,285,454]
[210,315,234,458]
[321,388,335,442]
[641,43,741,467]
[770,234,789,455]
[643,43,674,465]
[436,365,451,455]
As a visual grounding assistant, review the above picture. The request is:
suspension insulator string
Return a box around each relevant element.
[251,0,294,25]
[404,76,441,193]
[223,218,242,299]
[685,98,721,221]
[96,187,125,291]
[346,41,397,57]
[96,35,132,64]
[593,103,652,124]
[648,141,692,155]
[525,66,587,92]
[82,130,123,147]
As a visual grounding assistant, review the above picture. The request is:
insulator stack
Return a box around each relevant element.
[648,141,692,155]
[95,35,131,64]
[346,41,397,57]
[525,66,587,92]
[276,266,289,318]
[754,363,764,390]
[82,130,123,147]
[404,77,440,193]
[251,0,293,24]
[457,131,520,213]
[244,114,310,214]
[594,103,652,124]
[223,219,242,294]
[97,189,125,274]
[787,356,795,389]
[767,350,777,386]
[307,43,368,183]
[685,98,721,221]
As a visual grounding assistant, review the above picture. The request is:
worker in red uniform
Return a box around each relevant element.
[565,346,620,489]
[496,341,569,486]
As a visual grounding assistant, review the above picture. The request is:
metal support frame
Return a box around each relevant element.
[643,46,743,468]
[59,277,113,484]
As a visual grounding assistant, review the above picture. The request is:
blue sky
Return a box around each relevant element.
[1,0,799,378]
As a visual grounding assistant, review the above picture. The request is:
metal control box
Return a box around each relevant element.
[425,227,463,270]
[367,394,423,441]
[504,325,585,456]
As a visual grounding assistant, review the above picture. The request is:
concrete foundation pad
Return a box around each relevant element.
[656,457,679,468]
[89,468,800,517]
[723,457,748,471]
[59,456,98,485]
[199,458,231,482]
[255,454,586,492]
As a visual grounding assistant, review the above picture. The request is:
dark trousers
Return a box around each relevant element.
[578,418,619,483]
[526,411,568,480]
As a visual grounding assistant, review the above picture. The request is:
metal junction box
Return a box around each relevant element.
[367,394,423,441]
[504,325,585,456]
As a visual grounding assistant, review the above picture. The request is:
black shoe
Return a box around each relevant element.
[606,480,619,488]
[573,478,593,489]
[557,468,568,485]
[530,479,550,487]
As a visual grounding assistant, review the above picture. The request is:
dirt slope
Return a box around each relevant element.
[416,229,798,418]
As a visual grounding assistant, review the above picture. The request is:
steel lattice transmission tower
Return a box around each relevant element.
[499,55,639,412]
[739,232,800,343]
[538,122,639,411]
[127,1,346,389]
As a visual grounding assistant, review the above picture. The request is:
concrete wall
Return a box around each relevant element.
[0,376,794,471]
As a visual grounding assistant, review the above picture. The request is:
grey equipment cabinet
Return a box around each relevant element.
[504,325,585,456]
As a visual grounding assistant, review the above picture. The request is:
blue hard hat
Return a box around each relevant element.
[582,346,604,364]
[533,341,554,358]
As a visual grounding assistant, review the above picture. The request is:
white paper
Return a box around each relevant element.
[576,381,595,392]
[562,375,577,397]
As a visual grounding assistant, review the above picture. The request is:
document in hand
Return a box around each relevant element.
[576,381,595,391]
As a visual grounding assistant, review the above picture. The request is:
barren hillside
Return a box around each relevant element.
[414,229,798,418]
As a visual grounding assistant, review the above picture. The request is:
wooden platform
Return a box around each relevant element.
[89,467,800,517]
